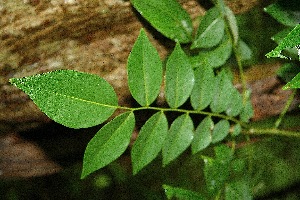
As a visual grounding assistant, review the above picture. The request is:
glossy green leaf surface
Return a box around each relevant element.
[265,2,300,27]
[191,60,215,111]
[203,145,233,194]
[191,7,225,49]
[131,112,168,175]
[266,24,300,59]
[10,70,118,129]
[81,112,135,179]
[210,70,232,113]
[162,114,194,167]
[131,0,193,43]
[283,72,300,89]
[127,29,163,106]
[163,184,206,200]
[191,38,232,69]
[211,120,230,143]
[165,43,195,108]
[192,117,213,154]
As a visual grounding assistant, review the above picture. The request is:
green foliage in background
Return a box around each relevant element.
[9,0,300,199]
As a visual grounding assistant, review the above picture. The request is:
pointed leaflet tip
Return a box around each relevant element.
[10,70,118,128]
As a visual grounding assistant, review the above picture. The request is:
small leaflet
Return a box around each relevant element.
[81,112,135,179]
[165,43,194,108]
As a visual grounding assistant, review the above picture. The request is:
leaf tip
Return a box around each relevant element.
[80,168,89,179]
[9,77,20,85]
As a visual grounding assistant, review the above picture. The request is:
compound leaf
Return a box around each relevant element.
[191,7,225,49]
[127,29,163,106]
[10,70,118,129]
[165,43,195,108]
[131,112,168,175]
[131,0,193,43]
[81,112,135,179]
[212,120,230,144]
[192,117,213,154]
[162,114,194,167]
[191,65,215,110]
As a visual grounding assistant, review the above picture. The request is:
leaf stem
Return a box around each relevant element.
[274,89,297,128]
[243,128,300,138]
[117,105,300,138]
[233,45,248,104]
[118,105,244,125]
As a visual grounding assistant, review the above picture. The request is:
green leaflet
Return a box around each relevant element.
[224,6,239,45]
[165,43,195,108]
[203,145,233,195]
[131,0,193,43]
[163,184,206,200]
[232,124,241,137]
[226,87,243,117]
[81,112,135,179]
[266,24,300,59]
[211,119,230,143]
[191,65,215,110]
[9,70,118,129]
[191,7,225,49]
[192,117,213,154]
[240,97,254,123]
[237,40,253,62]
[271,28,299,59]
[210,70,232,113]
[272,27,294,43]
[131,112,168,175]
[162,114,194,167]
[190,37,232,69]
[277,63,300,83]
[265,2,300,27]
[225,180,252,200]
[283,72,300,89]
[127,29,163,106]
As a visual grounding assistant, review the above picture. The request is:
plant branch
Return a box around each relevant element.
[118,105,245,125]
[243,127,300,138]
